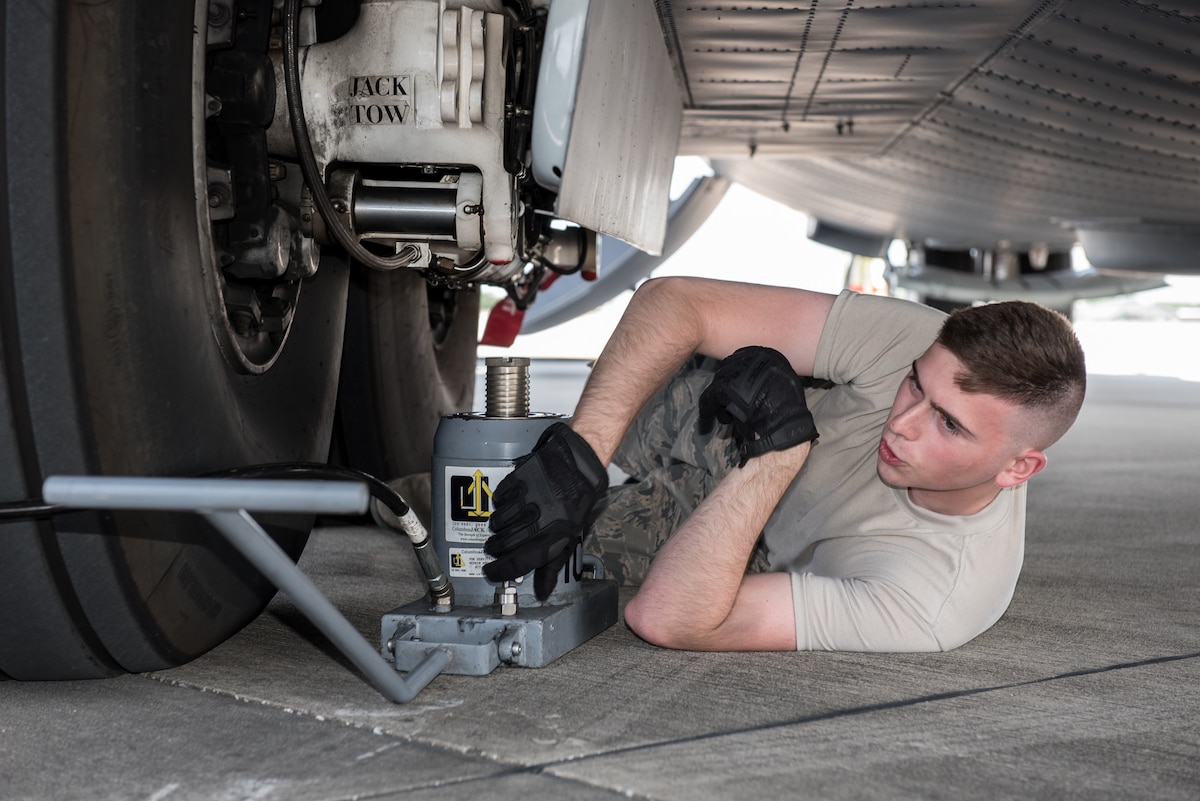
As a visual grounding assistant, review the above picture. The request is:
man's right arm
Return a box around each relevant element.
[570,276,837,464]
[484,276,836,591]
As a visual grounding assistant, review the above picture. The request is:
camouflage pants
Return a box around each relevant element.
[585,356,771,586]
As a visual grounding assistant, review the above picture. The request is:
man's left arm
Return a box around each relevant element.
[623,442,810,651]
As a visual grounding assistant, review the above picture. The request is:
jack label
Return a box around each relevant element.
[443,465,512,544]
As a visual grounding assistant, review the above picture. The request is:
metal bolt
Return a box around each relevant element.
[496,582,519,616]
[386,638,396,654]
[510,642,522,658]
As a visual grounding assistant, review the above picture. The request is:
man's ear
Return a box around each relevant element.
[995,449,1047,488]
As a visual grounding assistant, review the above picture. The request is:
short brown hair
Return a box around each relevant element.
[935,301,1086,449]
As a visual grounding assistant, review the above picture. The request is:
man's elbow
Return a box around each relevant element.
[623,593,664,645]
[627,276,693,325]
[624,592,705,650]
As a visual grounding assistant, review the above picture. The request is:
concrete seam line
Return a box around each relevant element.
[537,649,1200,769]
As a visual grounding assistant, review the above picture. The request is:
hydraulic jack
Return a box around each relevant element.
[383,356,618,676]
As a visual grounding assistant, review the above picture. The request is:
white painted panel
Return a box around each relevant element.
[554,0,682,255]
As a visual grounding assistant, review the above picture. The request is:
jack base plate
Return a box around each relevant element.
[382,579,619,676]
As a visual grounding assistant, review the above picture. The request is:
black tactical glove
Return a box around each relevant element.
[698,346,819,466]
[483,422,609,600]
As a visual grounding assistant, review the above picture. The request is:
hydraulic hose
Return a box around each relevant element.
[0,499,64,522]
[209,463,455,610]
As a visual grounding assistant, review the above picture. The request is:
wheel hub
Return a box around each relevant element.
[198,0,313,374]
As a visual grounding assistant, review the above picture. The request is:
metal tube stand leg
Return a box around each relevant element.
[203,510,451,703]
[42,475,450,703]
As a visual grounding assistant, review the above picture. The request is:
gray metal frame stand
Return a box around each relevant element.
[42,476,452,703]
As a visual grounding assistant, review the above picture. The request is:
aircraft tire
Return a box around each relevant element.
[336,268,479,484]
[0,1,349,678]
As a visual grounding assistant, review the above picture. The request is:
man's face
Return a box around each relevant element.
[877,343,1029,515]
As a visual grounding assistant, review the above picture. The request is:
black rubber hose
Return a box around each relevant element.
[206,462,412,518]
[0,500,64,523]
[206,462,454,609]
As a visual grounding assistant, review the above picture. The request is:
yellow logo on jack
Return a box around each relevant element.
[450,469,494,522]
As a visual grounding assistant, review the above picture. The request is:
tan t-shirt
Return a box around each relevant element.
[763,291,1025,652]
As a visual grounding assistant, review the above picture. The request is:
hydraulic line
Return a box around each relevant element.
[0,499,64,522]
[207,463,454,610]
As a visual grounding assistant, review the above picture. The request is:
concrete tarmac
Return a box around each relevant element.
[2,368,1198,800]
